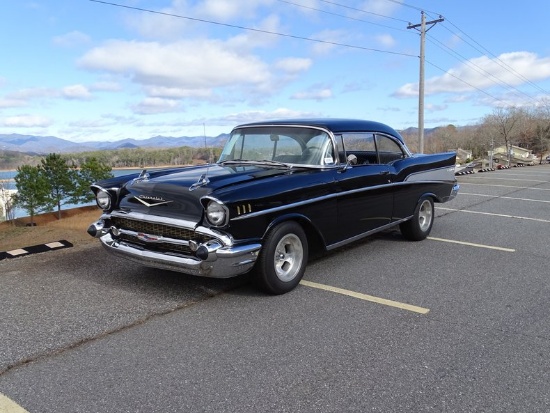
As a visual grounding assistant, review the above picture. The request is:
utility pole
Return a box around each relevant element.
[407,12,444,154]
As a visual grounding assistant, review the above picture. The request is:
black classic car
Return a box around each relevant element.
[88,119,459,294]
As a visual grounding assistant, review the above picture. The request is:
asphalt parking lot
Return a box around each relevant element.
[1,164,549,412]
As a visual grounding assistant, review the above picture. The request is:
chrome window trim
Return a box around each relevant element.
[228,124,339,168]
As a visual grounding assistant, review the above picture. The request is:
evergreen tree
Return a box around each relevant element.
[12,165,50,225]
[40,153,76,219]
[70,157,113,204]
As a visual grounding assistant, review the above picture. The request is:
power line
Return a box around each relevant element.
[314,0,410,23]
[426,14,550,96]
[425,59,506,104]
[425,35,540,104]
[276,0,410,33]
[89,0,417,58]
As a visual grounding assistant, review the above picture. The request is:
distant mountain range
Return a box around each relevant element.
[0,126,448,155]
[0,133,230,154]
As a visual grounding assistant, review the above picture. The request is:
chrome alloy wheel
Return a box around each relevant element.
[273,233,304,282]
[418,198,433,232]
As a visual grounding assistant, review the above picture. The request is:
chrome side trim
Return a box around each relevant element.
[325,217,411,251]
[404,165,456,182]
[231,175,454,222]
[230,182,394,221]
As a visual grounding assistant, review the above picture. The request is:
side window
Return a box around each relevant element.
[341,133,377,164]
[334,134,346,163]
[375,134,405,164]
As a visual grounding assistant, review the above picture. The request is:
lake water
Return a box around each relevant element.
[0,168,142,219]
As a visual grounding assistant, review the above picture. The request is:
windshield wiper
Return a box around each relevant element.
[218,159,292,168]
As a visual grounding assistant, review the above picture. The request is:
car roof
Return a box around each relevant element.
[234,118,405,144]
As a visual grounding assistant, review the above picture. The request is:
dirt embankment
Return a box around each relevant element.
[0,206,103,252]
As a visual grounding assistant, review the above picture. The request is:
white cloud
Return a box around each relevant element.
[90,81,122,92]
[275,57,312,74]
[132,97,181,115]
[226,14,282,50]
[291,87,332,100]
[375,34,396,48]
[7,87,56,101]
[123,0,192,39]
[78,39,274,98]
[426,103,448,112]
[62,84,92,100]
[2,115,52,127]
[125,0,275,40]
[211,108,319,125]
[358,0,403,17]
[53,31,91,47]
[310,29,350,55]
[0,98,26,109]
[394,51,550,98]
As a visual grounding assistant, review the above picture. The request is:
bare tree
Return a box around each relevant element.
[481,107,523,166]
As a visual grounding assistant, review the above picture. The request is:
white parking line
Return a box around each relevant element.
[0,393,29,413]
[459,192,550,203]
[464,176,548,183]
[428,237,515,252]
[438,207,550,223]
[459,183,550,191]
[300,280,430,314]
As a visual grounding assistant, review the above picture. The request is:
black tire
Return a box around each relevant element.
[400,196,434,241]
[255,221,308,295]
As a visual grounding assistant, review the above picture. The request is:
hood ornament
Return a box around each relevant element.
[189,173,210,191]
[131,169,150,185]
[134,195,173,208]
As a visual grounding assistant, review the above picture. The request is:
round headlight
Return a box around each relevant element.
[206,200,227,226]
[96,189,111,210]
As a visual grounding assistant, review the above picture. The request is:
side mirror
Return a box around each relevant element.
[340,154,357,172]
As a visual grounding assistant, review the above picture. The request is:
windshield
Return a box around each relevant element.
[218,126,335,167]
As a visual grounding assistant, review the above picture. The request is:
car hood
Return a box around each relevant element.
[112,164,292,222]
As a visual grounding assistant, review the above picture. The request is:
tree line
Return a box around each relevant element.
[0,146,222,171]
[401,104,550,162]
[9,154,113,224]
[4,146,222,223]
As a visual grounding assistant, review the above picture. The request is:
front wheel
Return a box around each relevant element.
[255,221,308,295]
[400,197,434,241]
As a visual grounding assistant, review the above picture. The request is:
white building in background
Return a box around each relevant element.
[489,145,536,166]
[0,184,16,221]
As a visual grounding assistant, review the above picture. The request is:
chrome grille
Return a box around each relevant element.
[118,234,192,254]
[110,216,213,255]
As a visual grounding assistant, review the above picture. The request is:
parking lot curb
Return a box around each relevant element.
[0,240,73,261]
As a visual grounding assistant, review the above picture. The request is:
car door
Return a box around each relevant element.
[335,133,395,242]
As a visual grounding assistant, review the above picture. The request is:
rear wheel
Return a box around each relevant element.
[400,197,434,241]
[255,221,308,295]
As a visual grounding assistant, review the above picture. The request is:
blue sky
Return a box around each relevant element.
[1,0,550,142]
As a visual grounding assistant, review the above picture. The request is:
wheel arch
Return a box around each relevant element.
[263,213,326,256]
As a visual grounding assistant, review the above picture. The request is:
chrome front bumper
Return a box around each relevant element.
[99,233,261,278]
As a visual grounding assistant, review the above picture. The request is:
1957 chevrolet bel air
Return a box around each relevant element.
[88,119,459,294]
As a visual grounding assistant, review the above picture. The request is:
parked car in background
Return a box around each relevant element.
[88,119,459,294]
